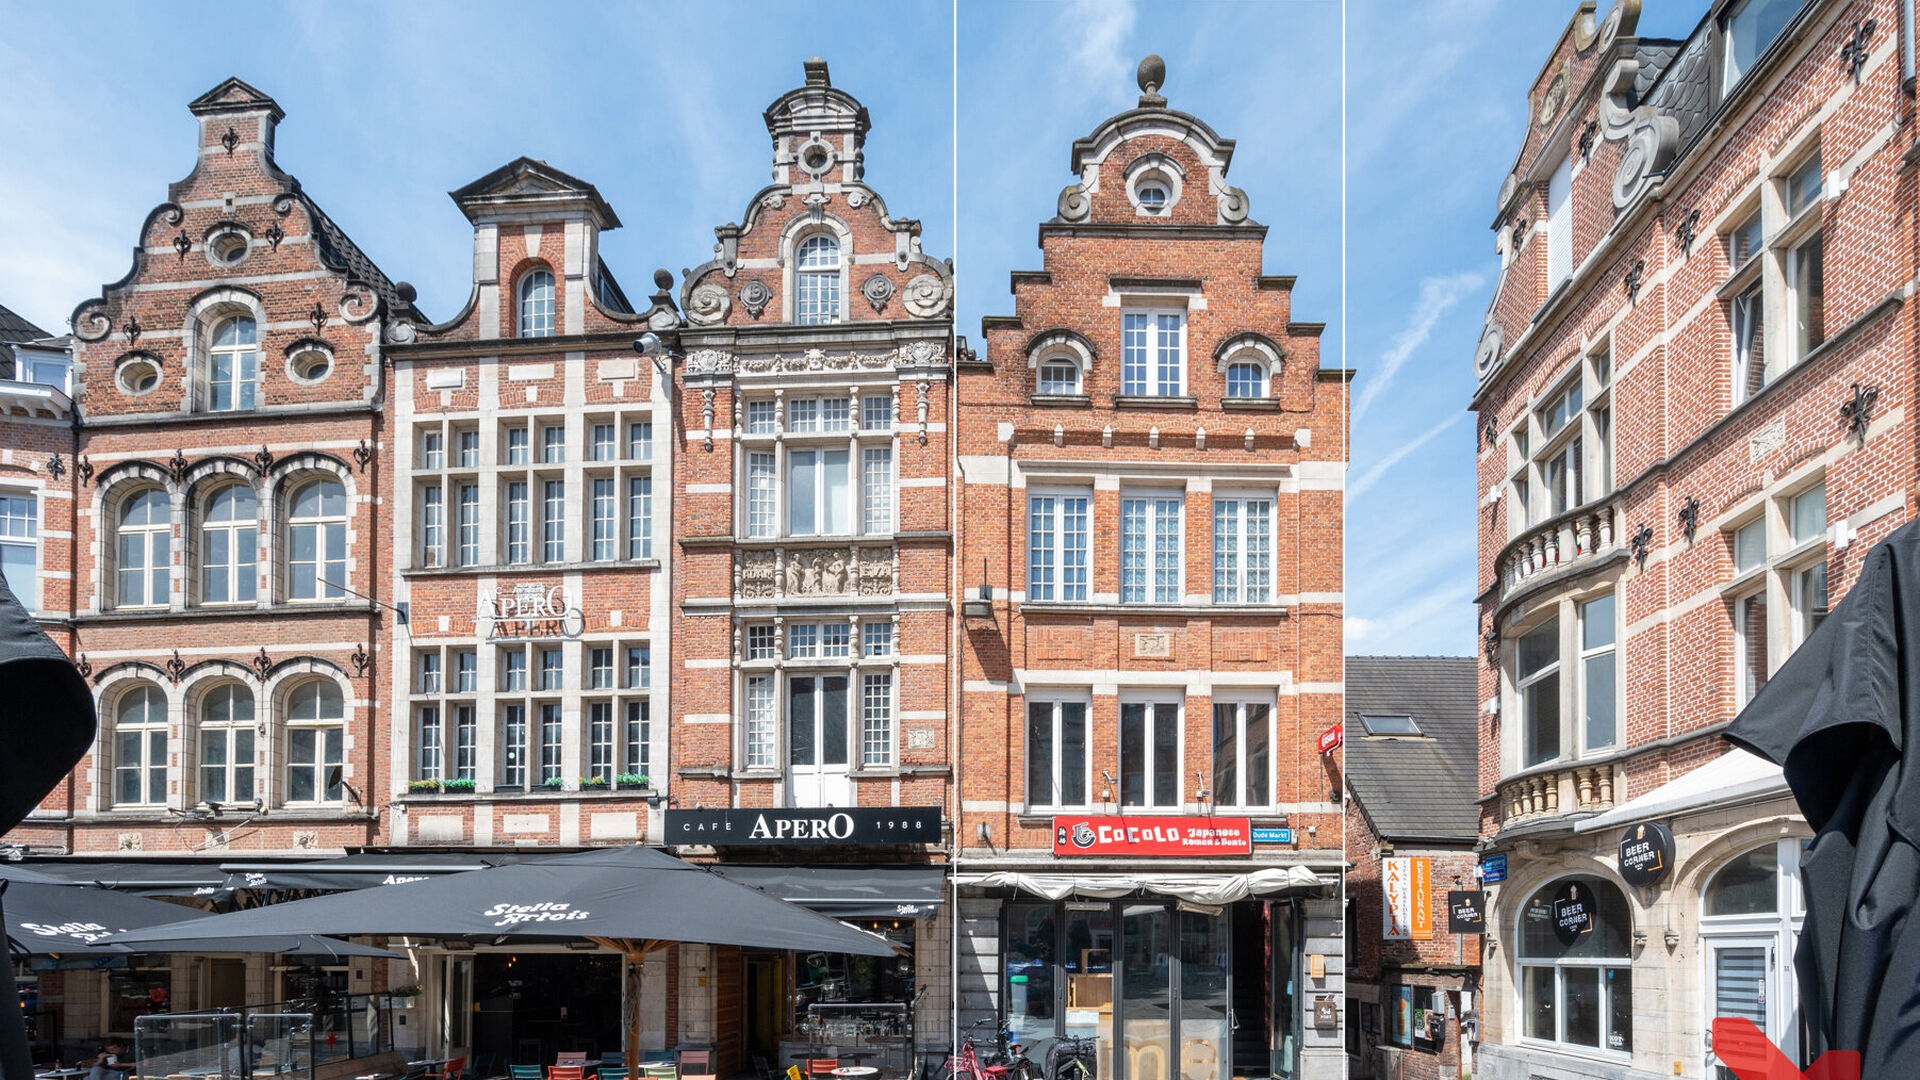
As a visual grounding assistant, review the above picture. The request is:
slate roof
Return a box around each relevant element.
[0,303,50,345]
[1345,656,1480,843]
[1643,27,1714,148]
[300,192,416,319]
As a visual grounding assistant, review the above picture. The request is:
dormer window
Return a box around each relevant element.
[795,234,842,325]
[1226,360,1268,399]
[1723,0,1801,90]
[1038,358,1082,396]
[1137,184,1169,211]
[517,268,555,338]
[207,316,258,412]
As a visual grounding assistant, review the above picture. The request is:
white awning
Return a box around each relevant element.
[955,866,1325,903]
[1573,747,1789,833]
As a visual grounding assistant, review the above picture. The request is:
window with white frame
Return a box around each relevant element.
[863,393,893,430]
[591,423,616,462]
[861,672,894,767]
[795,234,842,325]
[745,675,777,768]
[201,483,258,604]
[198,682,254,805]
[1702,840,1808,1078]
[500,703,528,788]
[628,475,652,558]
[1225,359,1268,399]
[1212,495,1273,604]
[421,431,445,470]
[0,491,37,613]
[506,426,530,465]
[1726,145,1826,407]
[588,701,616,783]
[114,684,168,807]
[627,420,653,460]
[1508,350,1612,533]
[207,316,258,412]
[591,479,616,561]
[739,404,891,541]
[455,650,477,693]
[518,269,555,338]
[1038,356,1083,396]
[1120,699,1180,807]
[117,487,171,609]
[540,648,563,691]
[1122,310,1185,396]
[1519,618,1561,767]
[418,652,442,694]
[417,705,443,781]
[1211,698,1273,807]
[287,479,347,601]
[747,626,777,661]
[285,679,344,803]
[420,483,445,567]
[746,401,777,435]
[539,702,564,783]
[541,425,565,464]
[458,429,480,467]
[747,452,777,538]
[788,448,851,535]
[456,485,479,567]
[1723,0,1801,89]
[1025,695,1089,808]
[862,447,893,535]
[1028,492,1090,602]
[505,481,530,564]
[1728,478,1830,704]
[541,480,565,562]
[626,644,650,688]
[1518,876,1633,1056]
[1546,153,1572,292]
[625,700,651,780]
[863,621,893,657]
[452,704,477,781]
[1579,594,1617,752]
[1120,493,1182,604]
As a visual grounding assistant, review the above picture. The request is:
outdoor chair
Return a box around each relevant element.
[549,1068,588,1080]
[424,1058,467,1080]
[675,1052,711,1076]
[597,1069,629,1080]
[806,1060,840,1077]
[641,1066,676,1080]
[509,1068,543,1080]
[556,1055,590,1068]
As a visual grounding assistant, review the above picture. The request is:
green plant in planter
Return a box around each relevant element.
[405,779,441,793]
[542,777,566,790]
[390,985,424,998]
[615,773,649,788]
[443,778,477,793]
[581,776,609,788]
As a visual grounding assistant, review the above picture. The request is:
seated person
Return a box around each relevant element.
[85,1039,130,1080]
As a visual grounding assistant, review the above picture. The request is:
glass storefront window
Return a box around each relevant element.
[1121,905,1174,1080]
[1064,905,1115,1045]
[1007,903,1059,1049]
[1516,876,1633,1054]
[1179,911,1229,1080]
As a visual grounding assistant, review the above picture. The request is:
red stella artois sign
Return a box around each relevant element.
[1052,815,1253,856]
[1318,724,1343,754]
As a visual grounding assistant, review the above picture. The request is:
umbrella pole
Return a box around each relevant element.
[592,938,663,1079]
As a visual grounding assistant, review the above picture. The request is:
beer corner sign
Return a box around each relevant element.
[1617,821,1676,887]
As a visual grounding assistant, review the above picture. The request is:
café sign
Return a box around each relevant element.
[664,807,941,846]
[480,583,586,640]
[1551,880,1596,945]
[1617,821,1675,887]
[1051,815,1253,856]
[1447,890,1486,934]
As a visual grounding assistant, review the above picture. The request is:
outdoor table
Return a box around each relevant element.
[36,1070,90,1080]
[831,1068,879,1079]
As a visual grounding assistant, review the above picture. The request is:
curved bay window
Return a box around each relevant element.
[1517,876,1632,1057]
[1702,840,1807,1078]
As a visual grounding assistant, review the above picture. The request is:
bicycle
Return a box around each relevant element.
[940,1018,1036,1080]
[1046,1037,1095,1080]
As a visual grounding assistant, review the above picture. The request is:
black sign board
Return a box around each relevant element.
[1447,890,1486,934]
[1551,881,1595,945]
[1617,821,1676,887]
[665,806,942,846]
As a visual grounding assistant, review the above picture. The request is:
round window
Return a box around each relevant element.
[804,146,831,172]
[288,348,333,385]
[210,233,250,264]
[1138,184,1169,210]
[118,358,160,396]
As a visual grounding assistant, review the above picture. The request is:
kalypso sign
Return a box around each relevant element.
[479,583,585,640]
[664,806,942,846]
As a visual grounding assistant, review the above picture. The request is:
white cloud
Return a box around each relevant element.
[1059,0,1138,95]
[1351,270,1484,424]
[1348,411,1466,500]
[1346,579,1477,654]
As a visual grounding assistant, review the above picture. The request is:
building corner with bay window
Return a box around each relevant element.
[952,58,1348,1080]
[1470,1,1915,1078]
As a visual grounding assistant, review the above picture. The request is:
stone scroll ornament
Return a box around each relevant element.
[1599,58,1679,212]
[737,280,772,320]
[901,273,951,318]
[862,273,896,313]
[685,283,732,326]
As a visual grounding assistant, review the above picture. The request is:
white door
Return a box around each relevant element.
[1704,935,1776,1079]
[788,674,851,806]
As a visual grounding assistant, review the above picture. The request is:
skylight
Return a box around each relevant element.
[1360,714,1422,736]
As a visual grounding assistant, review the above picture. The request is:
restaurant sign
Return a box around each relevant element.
[479,583,585,640]
[664,807,941,846]
[1617,821,1675,887]
[1051,815,1253,856]
[1383,856,1432,940]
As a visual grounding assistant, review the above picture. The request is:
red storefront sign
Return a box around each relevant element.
[1318,724,1343,755]
[1052,815,1253,856]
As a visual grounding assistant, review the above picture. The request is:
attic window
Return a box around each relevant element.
[1360,714,1422,736]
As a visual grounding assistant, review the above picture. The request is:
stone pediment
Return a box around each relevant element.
[188,77,284,121]
[450,156,620,228]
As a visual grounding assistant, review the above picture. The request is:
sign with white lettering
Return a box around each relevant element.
[664,807,942,846]
[1617,821,1675,887]
[478,583,586,640]
[1551,881,1595,945]
[1050,815,1253,856]
[1383,856,1433,940]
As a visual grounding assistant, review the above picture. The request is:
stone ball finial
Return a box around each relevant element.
[653,268,674,291]
[394,281,418,304]
[1138,55,1167,103]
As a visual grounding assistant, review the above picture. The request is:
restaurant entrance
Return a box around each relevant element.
[471,953,624,1067]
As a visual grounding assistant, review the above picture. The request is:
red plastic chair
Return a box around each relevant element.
[806,1060,839,1078]
[425,1058,467,1080]
[551,1067,588,1080]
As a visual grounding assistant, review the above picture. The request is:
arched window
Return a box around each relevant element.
[201,483,258,605]
[795,235,841,325]
[1226,360,1268,398]
[207,316,258,411]
[518,269,555,338]
[198,682,255,805]
[117,488,171,609]
[1516,875,1632,1055]
[284,679,344,803]
[287,479,347,601]
[114,684,168,807]
[1702,840,1808,1075]
[1038,356,1083,396]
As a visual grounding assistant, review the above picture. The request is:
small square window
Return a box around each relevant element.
[542,426,566,464]
[1038,361,1081,396]
[1786,150,1823,219]
[788,624,819,658]
[789,399,819,433]
[589,647,613,690]
[821,624,852,657]
[421,432,445,470]
[625,644,651,689]
[1791,483,1826,546]
[746,401,776,435]
[1225,361,1267,398]
[591,424,616,461]
[457,430,480,467]
[540,648,563,691]
[507,427,530,466]
[747,626,777,660]
[863,395,894,429]
[863,621,894,657]
[627,420,653,460]
[1734,517,1768,574]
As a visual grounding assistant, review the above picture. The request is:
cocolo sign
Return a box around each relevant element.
[479,583,586,640]
[1617,821,1675,887]
[665,807,941,846]
[1051,815,1253,856]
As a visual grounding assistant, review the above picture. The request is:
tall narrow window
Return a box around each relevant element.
[1736,590,1769,705]
[1026,698,1089,807]
[198,683,254,805]
[539,703,564,783]
[591,478,616,561]
[455,651,477,692]
[747,453,777,538]
[861,672,894,767]
[627,475,652,559]
[115,685,169,807]
[1213,496,1273,604]
[502,650,527,692]
[207,316,258,412]
[1580,594,1617,751]
[745,675,776,768]
[420,484,445,567]
[201,484,257,605]
[1519,619,1562,767]
[518,269,555,338]
[0,493,36,613]
[287,479,347,602]
[505,482,530,564]
[418,652,442,693]
[1120,701,1180,807]
[452,706,477,781]
[862,447,893,535]
[788,448,851,536]
[421,431,445,470]
[1789,231,1825,362]
[588,702,615,783]
[625,701,651,777]
[1122,311,1185,396]
[1212,700,1272,807]
[626,644,651,688]
[1547,153,1572,291]
[506,427,529,466]
[417,706,443,781]
[540,648,563,691]
[541,480,565,562]
[589,647,614,690]
[1121,495,1182,604]
[590,423,616,462]
[795,234,842,325]
[500,704,528,788]
[456,485,480,567]
[1732,281,1767,405]
[1027,494,1090,603]
[627,420,653,460]
[118,488,171,608]
[285,680,344,803]
[542,425,566,464]
[457,429,480,467]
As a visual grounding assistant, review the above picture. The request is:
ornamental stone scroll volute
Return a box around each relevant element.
[1599,59,1678,212]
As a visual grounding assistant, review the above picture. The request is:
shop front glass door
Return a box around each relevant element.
[1178,910,1229,1080]
[788,675,850,806]
[1122,905,1174,1080]
[1270,903,1298,1080]
[1706,937,1774,1080]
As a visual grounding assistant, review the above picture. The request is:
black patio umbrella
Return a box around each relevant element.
[0,574,98,1079]
[103,844,897,1072]
[1727,517,1920,1072]
[0,867,393,959]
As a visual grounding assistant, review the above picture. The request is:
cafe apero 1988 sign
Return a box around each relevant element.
[480,583,586,640]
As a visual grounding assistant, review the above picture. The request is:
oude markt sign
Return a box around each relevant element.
[664,806,942,846]
[479,583,586,640]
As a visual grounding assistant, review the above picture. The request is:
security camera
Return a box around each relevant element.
[634,332,662,355]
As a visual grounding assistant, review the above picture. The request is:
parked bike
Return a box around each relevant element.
[940,1018,1037,1080]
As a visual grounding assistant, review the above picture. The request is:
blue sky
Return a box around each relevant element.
[0,0,1714,659]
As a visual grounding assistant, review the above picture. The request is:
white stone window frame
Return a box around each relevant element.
[1717,132,1827,408]
[1208,692,1278,809]
[107,476,176,612]
[284,339,335,386]
[281,460,355,605]
[1117,689,1185,810]
[278,669,351,807]
[516,265,557,339]
[734,616,898,780]
[190,674,258,809]
[192,471,263,609]
[1025,331,1095,398]
[1218,345,1276,400]
[1026,485,1094,604]
[1503,349,1613,540]
[1511,874,1635,1060]
[1697,836,1809,1073]
[103,676,172,810]
[183,290,267,415]
[1575,592,1619,755]
[1118,486,1185,605]
[1210,486,1278,606]
[781,216,854,326]
[114,351,165,398]
[1120,307,1188,398]
[0,481,42,615]
[733,386,898,542]
[1124,152,1186,217]
[203,222,253,270]
[1719,470,1830,706]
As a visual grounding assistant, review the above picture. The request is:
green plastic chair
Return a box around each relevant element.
[642,1066,677,1080]
[599,1069,630,1080]
[510,1067,544,1080]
